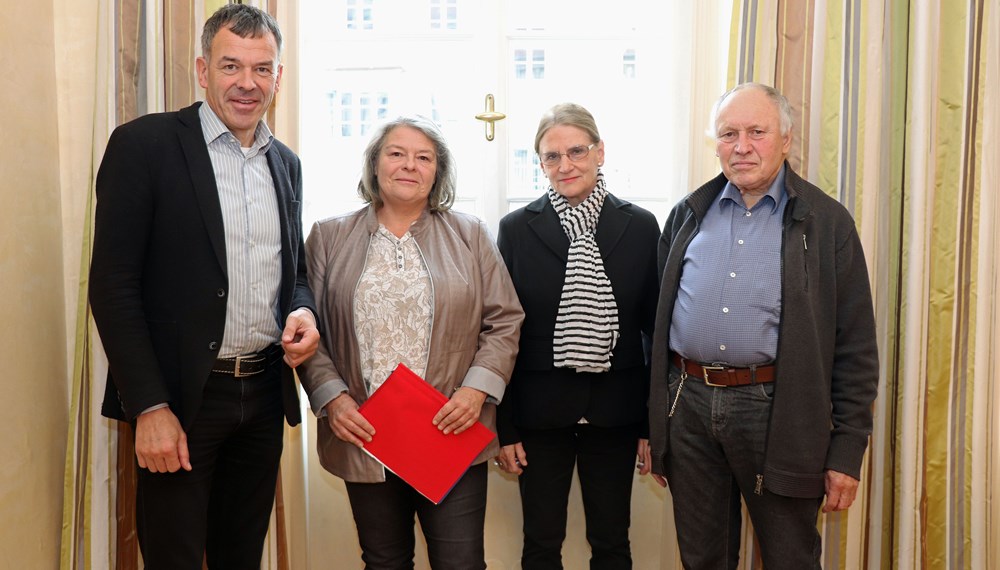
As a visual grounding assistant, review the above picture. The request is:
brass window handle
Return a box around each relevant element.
[474,94,506,141]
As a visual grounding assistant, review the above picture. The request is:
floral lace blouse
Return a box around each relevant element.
[354,225,433,395]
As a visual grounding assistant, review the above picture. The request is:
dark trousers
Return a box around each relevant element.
[345,461,488,570]
[518,423,639,570]
[135,365,284,569]
[664,365,822,570]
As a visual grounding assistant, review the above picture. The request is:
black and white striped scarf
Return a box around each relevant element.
[548,173,619,373]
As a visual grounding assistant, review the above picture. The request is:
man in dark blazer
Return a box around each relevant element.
[89,5,318,568]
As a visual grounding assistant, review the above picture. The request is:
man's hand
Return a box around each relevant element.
[637,438,652,475]
[495,442,527,475]
[281,308,320,367]
[134,407,191,473]
[324,393,375,448]
[822,469,860,512]
[433,387,487,435]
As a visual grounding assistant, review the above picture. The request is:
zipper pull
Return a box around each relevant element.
[802,234,808,250]
[755,474,764,495]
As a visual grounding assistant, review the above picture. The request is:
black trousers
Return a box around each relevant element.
[518,423,640,570]
[135,365,284,569]
[345,462,488,570]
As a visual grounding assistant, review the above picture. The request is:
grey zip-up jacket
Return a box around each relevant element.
[300,206,524,483]
[649,164,879,498]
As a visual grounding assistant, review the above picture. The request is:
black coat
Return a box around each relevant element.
[495,193,660,444]
[90,102,317,429]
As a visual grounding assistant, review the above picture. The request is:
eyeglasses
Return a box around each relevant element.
[539,143,597,166]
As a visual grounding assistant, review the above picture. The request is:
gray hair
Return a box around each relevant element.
[533,102,601,154]
[357,116,456,212]
[201,4,283,61]
[711,82,793,136]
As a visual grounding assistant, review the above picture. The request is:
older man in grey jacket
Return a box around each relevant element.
[648,83,879,569]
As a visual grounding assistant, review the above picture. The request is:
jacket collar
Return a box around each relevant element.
[524,191,633,261]
[363,204,433,236]
[178,102,228,275]
[687,161,812,224]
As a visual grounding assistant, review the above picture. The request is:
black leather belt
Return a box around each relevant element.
[212,344,283,378]
[670,353,775,387]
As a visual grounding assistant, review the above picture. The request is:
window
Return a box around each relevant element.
[430,0,458,30]
[330,91,389,138]
[301,0,728,232]
[512,149,546,196]
[347,0,374,30]
[623,48,636,78]
[514,49,526,79]
[532,49,545,79]
[514,48,545,80]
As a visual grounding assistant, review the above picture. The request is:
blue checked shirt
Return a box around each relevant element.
[668,166,787,366]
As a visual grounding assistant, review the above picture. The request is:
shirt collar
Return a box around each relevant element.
[198,102,274,153]
[718,164,787,214]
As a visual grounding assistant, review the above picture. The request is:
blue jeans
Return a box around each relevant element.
[664,365,822,570]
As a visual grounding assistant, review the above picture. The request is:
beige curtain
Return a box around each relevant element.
[726,0,999,567]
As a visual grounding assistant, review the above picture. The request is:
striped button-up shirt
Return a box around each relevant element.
[199,103,283,358]
[669,166,787,366]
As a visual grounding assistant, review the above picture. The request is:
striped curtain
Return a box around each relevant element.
[725,0,999,568]
[59,1,291,568]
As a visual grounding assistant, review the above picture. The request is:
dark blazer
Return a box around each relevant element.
[90,102,317,429]
[495,193,660,444]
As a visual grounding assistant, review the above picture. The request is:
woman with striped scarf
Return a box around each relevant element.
[494,103,660,569]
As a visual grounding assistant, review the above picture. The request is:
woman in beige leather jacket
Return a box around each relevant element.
[299,115,523,570]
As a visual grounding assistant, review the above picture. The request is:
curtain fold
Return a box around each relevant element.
[59,0,116,567]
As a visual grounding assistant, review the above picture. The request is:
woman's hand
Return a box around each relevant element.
[495,443,527,475]
[433,387,487,435]
[324,393,376,448]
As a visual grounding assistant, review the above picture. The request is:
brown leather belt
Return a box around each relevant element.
[212,344,283,378]
[670,353,775,387]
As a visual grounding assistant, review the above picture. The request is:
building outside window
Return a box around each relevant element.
[347,0,374,30]
[513,49,545,80]
[329,91,389,138]
[430,0,458,30]
[302,0,718,231]
[623,48,636,78]
[532,49,545,79]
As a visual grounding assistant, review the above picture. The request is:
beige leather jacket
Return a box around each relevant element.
[299,206,524,483]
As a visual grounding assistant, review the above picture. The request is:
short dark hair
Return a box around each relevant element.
[201,4,283,61]
[357,116,457,212]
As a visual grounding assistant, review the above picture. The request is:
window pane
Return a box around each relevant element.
[301,0,718,232]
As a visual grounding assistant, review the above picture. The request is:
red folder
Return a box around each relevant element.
[357,363,496,504]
